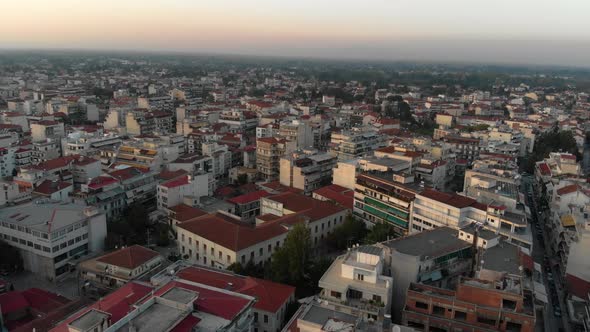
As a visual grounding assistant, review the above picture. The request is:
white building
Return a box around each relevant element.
[0,203,107,280]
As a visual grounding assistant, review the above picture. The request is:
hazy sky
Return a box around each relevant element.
[2,0,590,66]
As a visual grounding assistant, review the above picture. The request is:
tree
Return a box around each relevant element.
[364,223,396,244]
[326,214,367,250]
[271,223,311,286]
[237,174,248,185]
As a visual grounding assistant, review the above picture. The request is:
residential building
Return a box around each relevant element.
[279,151,337,195]
[157,174,209,210]
[353,171,419,237]
[30,120,64,142]
[319,245,393,321]
[278,120,314,149]
[329,129,388,161]
[227,190,272,222]
[0,203,107,280]
[402,277,535,332]
[379,227,473,322]
[79,245,163,290]
[257,137,294,181]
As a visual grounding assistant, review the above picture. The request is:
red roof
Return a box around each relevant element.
[96,245,160,269]
[557,184,580,196]
[33,180,72,195]
[178,213,291,251]
[153,281,250,320]
[157,169,188,181]
[227,190,271,205]
[50,282,153,332]
[538,162,551,176]
[177,266,294,313]
[87,176,118,189]
[420,188,481,209]
[313,185,354,210]
[0,288,69,315]
[161,175,190,189]
[169,204,207,222]
[0,291,29,314]
[265,192,347,219]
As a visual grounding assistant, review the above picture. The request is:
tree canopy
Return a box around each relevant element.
[326,213,367,250]
[271,223,311,286]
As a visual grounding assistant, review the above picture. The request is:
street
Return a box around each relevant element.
[524,174,570,332]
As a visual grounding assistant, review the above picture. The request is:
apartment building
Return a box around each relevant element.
[157,174,209,210]
[378,227,474,322]
[353,171,419,237]
[218,109,259,132]
[62,132,122,157]
[257,137,294,181]
[318,245,393,322]
[227,190,271,222]
[73,176,126,221]
[412,188,532,249]
[108,166,157,207]
[279,151,337,195]
[329,129,388,161]
[440,135,483,162]
[403,277,535,332]
[278,120,314,149]
[30,120,65,142]
[0,203,106,280]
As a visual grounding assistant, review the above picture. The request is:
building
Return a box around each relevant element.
[167,264,296,332]
[402,277,535,332]
[278,120,314,149]
[279,151,337,195]
[257,137,294,181]
[227,190,272,222]
[329,129,388,161]
[0,203,107,280]
[157,174,209,210]
[378,227,473,322]
[412,188,532,250]
[79,245,163,290]
[318,245,393,322]
[108,166,157,208]
[353,171,419,237]
[30,120,64,142]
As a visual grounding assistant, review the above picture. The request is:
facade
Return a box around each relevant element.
[319,246,393,322]
[0,203,106,280]
[329,129,388,161]
[279,152,337,195]
[403,277,535,332]
[79,245,163,290]
[31,120,65,142]
[257,137,294,181]
[353,172,418,237]
[227,190,272,222]
[378,227,474,322]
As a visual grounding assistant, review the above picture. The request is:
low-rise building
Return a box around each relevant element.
[79,245,163,290]
[0,203,106,280]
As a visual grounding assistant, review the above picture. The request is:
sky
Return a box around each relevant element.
[1,0,590,66]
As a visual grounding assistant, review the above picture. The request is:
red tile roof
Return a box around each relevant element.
[177,266,295,313]
[169,204,208,222]
[227,190,271,205]
[50,282,153,332]
[178,213,290,251]
[157,169,188,181]
[557,184,580,196]
[420,188,481,209]
[87,176,118,189]
[538,162,551,176]
[161,175,190,189]
[96,245,160,269]
[153,281,250,320]
[313,185,354,210]
[265,192,348,219]
[33,180,72,195]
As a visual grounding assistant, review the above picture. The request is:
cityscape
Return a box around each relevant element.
[1,1,590,332]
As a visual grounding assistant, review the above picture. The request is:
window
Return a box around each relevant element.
[356,274,364,281]
[254,312,258,322]
[264,315,268,323]
[219,250,222,259]
[372,295,382,303]
[227,255,231,263]
[476,316,496,326]
[259,248,263,256]
[331,291,342,298]
[502,298,517,310]
[188,237,192,245]
[268,244,271,252]
[432,305,445,316]
[415,301,428,310]
[210,247,214,255]
[181,234,185,242]
[454,310,467,321]
[203,244,207,251]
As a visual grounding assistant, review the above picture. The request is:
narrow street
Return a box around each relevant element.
[524,175,570,332]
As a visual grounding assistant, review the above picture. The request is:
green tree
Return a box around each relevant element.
[364,223,396,244]
[326,214,367,250]
[271,223,311,286]
[237,174,248,185]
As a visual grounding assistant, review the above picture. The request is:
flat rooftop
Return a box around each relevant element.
[301,303,358,327]
[382,227,471,258]
[160,287,198,304]
[69,309,110,331]
[0,202,95,233]
[116,302,187,332]
[481,241,522,275]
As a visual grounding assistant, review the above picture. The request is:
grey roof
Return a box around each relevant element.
[301,303,358,326]
[0,202,96,233]
[382,227,471,259]
[160,287,198,304]
[460,224,499,241]
[357,245,383,256]
[69,309,110,331]
[481,241,522,275]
